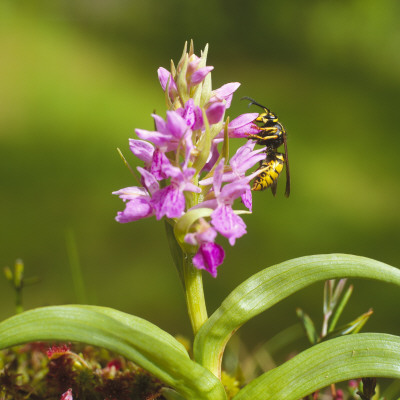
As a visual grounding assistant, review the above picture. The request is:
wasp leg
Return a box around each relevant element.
[247,133,279,141]
[258,127,278,133]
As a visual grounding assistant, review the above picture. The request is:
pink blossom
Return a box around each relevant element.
[112,186,154,223]
[157,67,178,100]
[150,165,200,220]
[210,82,241,108]
[198,159,248,245]
[227,113,260,138]
[60,389,73,400]
[136,111,192,155]
[185,219,225,277]
[189,66,214,86]
[129,139,154,168]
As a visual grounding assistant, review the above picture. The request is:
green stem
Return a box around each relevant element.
[183,254,208,335]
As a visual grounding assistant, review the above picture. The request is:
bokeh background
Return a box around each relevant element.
[1,0,400,361]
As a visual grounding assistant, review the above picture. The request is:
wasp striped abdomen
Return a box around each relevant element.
[252,152,285,192]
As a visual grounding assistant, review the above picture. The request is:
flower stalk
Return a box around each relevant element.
[183,254,208,334]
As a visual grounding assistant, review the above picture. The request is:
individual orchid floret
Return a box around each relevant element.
[185,218,225,277]
[226,112,260,138]
[209,82,241,109]
[113,167,159,223]
[150,148,172,180]
[200,141,265,186]
[151,165,201,220]
[158,67,178,101]
[129,139,154,169]
[176,98,203,130]
[60,389,73,400]
[176,97,225,133]
[113,186,154,223]
[136,111,192,154]
[199,159,248,245]
[200,141,266,211]
[189,66,214,87]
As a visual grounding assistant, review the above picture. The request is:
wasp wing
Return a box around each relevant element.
[271,180,278,197]
[283,130,290,197]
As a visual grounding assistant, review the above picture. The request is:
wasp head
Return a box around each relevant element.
[256,111,278,125]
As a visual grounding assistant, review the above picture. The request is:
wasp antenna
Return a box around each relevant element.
[240,96,268,110]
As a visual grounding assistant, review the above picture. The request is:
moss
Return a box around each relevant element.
[0,343,165,400]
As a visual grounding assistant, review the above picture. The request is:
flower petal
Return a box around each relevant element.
[192,242,225,277]
[211,205,247,246]
[190,66,214,86]
[150,149,171,180]
[206,102,225,125]
[135,128,169,148]
[241,187,253,211]
[212,82,240,100]
[138,167,159,194]
[166,111,188,140]
[228,113,260,138]
[112,186,148,201]
[129,139,154,166]
[115,197,154,223]
[151,185,185,219]
[219,179,249,204]
[212,158,225,197]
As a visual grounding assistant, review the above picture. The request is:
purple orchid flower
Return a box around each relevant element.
[198,159,248,245]
[129,139,154,169]
[185,219,225,277]
[113,167,160,223]
[136,111,193,154]
[177,99,225,131]
[209,82,240,109]
[157,67,178,100]
[151,164,201,220]
[200,141,266,211]
[189,66,214,87]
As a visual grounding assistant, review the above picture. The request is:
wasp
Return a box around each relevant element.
[242,97,290,197]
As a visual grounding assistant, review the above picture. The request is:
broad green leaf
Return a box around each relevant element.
[0,305,227,400]
[194,254,400,376]
[233,333,400,400]
[162,388,187,400]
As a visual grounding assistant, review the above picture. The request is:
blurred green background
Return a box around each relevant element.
[1,0,400,355]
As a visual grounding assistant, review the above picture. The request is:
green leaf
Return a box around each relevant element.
[0,305,227,400]
[233,333,400,400]
[194,254,400,376]
[328,283,353,332]
[323,309,373,341]
[296,308,318,345]
[162,388,187,400]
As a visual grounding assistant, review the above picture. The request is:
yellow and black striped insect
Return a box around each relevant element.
[242,97,290,197]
